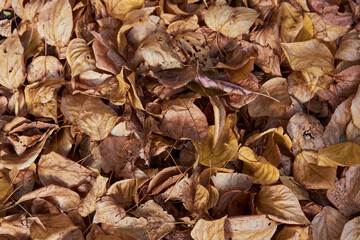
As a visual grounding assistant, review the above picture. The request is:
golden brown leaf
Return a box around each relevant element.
[104,0,144,20]
[273,226,309,240]
[27,56,64,83]
[191,216,227,240]
[318,142,360,167]
[66,38,96,77]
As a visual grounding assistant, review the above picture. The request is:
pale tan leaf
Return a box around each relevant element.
[78,175,108,217]
[224,215,277,240]
[76,97,118,141]
[340,216,360,240]
[16,184,81,212]
[293,151,336,190]
[281,39,334,71]
[66,38,96,76]
[104,0,144,20]
[37,0,73,47]
[0,33,25,89]
[318,142,360,167]
[211,172,252,193]
[311,206,347,240]
[60,91,87,123]
[346,120,360,144]
[191,216,227,240]
[27,56,64,83]
[106,179,136,208]
[209,96,226,147]
[93,196,126,225]
[335,30,360,62]
[256,185,310,225]
[205,5,259,38]
[346,166,360,209]
[12,0,45,21]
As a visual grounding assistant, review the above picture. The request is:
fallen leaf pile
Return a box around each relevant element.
[0,0,359,239]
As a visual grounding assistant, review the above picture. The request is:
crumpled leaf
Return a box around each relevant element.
[340,216,360,240]
[27,56,64,83]
[277,2,303,43]
[211,172,252,194]
[115,200,175,240]
[104,0,144,20]
[147,166,186,195]
[224,215,277,240]
[93,196,126,225]
[36,0,73,47]
[279,176,310,201]
[106,179,136,207]
[66,38,96,77]
[345,166,360,209]
[334,30,360,62]
[205,5,259,38]
[318,142,360,167]
[193,114,238,167]
[281,39,334,71]
[191,216,227,240]
[0,32,25,89]
[255,185,310,225]
[311,206,347,240]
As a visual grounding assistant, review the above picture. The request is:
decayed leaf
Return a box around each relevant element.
[281,39,334,71]
[191,216,227,240]
[66,38,96,77]
[76,97,118,141]
[311,206,347,240]
[205,5,259,38]
[16,184,81,212]
[293,151,336,190]
[60,91,87,122]
[340,216,360,240]
[37,0,73,47]
[211,172,252,193]
[0,32,25,89]
[29,213,80,240]
[104,0,144,20]
[193,114,238,167]
[238,147,279,185]
[248,77,291,117]
[106,179,136,207]
[318,142,360,167]
[0,214,34,239]
[212,190,253,218]
[273,226,309,240]
[323,96,353,146]
[38,151,96,191]
[159,94,208,140]
[24,78,66,121]
[116,200,175,240]
[224,215,277,240]
[78,175,108,217]
[27,56,64,83]
[255,185,310,225]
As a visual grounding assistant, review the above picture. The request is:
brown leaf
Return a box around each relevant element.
[346,166,360,209]
[27,56,64,83]
[93,196,126,225]
[106,179,136,208]
[273,226,309,240]
[340,216,360,240]
[147,166,186,195]
[66,38,96,77]
[104,0,144,20]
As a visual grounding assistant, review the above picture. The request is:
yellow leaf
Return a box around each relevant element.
[193,114,238,167]
[340,216,360,240]
[36,0,73,47]
[0,33,25,89]
[277,2,303,43]
[205,5,259,38]
[255,185,310,225]
[238,147,279,185]
[104,0,144,20]
[281,39,334,71]
[318,142,360,167]
[66,38,96,77]
[191,216,227,240]
[225,215,277,240]
[106,68,130,105]
[245,127,292,151]
[294,13,313,42]
[293,151,336,190]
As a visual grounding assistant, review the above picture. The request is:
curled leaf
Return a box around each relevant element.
[66,38,96,77]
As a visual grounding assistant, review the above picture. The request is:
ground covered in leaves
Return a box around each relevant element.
[0,0,359,239]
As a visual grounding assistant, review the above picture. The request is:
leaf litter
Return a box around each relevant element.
[0,0,358,239]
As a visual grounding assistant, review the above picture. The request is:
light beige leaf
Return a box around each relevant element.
[93,196,126,225]
[335,30,360,62]
[346,120,360,144]
[346,166,360,209]
[205,5,259,38]
[16,184,81,212]
[273,226,309,240]
[78,175,108,217]
[76,97,118,141]
[66,38,96,77]
[279,176,310,201]
[116,200,175,240]
[30,213,79,240]
[238,147,279,185]
[311,206,347,240]
[0,33,25,89]
[248,77,291,117]
[37,0,73,47]
[12,0,45,21]
[211,172,252,193]
[281,39,334,71]
[224,215,277,240]
[24,78,66,121]
[256,185,310,225]
[104,0,144,20]
[323,96,353,146]
[351,84,360,129]
[318,142,360,167]
[38,151,96,190]
[209,96,226,147]
[340,216,360,240]
[287,71,313,103]
[27,56,64,83]
[60,91,87,123]
[293,151,336,190]
[106,179,136,208]
[191,216,227,240]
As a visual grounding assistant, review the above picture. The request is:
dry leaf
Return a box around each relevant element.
[66,38,96,77]
[93,196,126,225]
[273,226,309,240]
[211,172,252,193]
[106,179,136,207]
[205,5,259,38]
[318,142,360,167]
[346,166,360,209]
[104,0,144,20]
[255,185,310,225]
[191,216,227,240]
[27,56,64,83]
[351,84,360,129]
[279,176,310,201]
[340,216,360,240]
